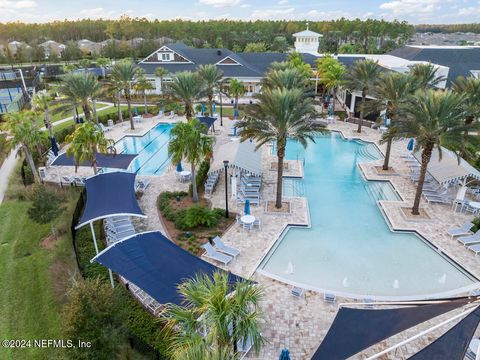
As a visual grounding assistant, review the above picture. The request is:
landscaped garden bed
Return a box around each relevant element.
[157,191,236,255]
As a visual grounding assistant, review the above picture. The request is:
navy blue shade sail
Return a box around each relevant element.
[408,306,480,360]
[50,136,59,156]
[92,231,246,305]
[311,298,472,360]
[51,152,137,170]
[197,116,217,130]
[76,172,145,228]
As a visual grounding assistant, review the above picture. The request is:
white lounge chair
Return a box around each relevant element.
[291,286,304,298]
[201,242,233,265]
[457,232,480,246]
[423,192,451,204]
[324,293,336,303]
[62,176,74,185]
[448,222,474,238]
[212,236,240,258]
[99,123,111,132]
[467,243,480,255]
[135,178,151,192]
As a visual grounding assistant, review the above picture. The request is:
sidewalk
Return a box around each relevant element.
[0,147,19,204]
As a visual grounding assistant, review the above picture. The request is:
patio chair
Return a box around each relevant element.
[73,177,86,186]
[467,243,480,255]
[98,123,110,132]
[324,293,336,303]
[457,232,480,246]
[201,243,233,265]
[252,219,261,229]
[135,179,151,192]
[447,221,474,238]
[62,176,74,185]
[291,286,304,298]
[423,192,451,204]
[212,236,240,258]
[243,222,253,231]
[107,229,135,242]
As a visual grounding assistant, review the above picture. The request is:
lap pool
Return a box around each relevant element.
[116,123,173,176]
[258,133,476,299]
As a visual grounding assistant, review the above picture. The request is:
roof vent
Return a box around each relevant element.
[217,50,222,56]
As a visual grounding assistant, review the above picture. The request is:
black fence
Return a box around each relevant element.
[70,188,86,271]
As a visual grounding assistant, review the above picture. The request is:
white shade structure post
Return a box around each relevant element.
[89,221,115,288]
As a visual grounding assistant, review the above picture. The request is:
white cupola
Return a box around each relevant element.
[293,23,322,55]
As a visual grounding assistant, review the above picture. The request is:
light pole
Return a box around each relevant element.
[223,160,229,218]
[219,84,223,126]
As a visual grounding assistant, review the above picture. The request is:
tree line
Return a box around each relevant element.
[416,23,480,34]
[0,17,414,54]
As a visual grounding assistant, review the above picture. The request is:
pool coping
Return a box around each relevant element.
[253,129,480,301]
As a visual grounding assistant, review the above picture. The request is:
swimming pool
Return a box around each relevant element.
[258,133,476,299]
[117,123,174,176]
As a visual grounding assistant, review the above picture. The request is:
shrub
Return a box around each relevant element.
[471,217,480,233]
[27,185,64,224]
[183,205,219,228]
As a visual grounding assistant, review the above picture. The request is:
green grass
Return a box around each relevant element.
[35,102,110,128]
[0,173,79,359]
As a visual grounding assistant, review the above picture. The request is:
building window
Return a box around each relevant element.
[158,52,173,62]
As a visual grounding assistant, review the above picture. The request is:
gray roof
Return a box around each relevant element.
[209,139,262,176]
[388,46,480,86]
[138,43,318,78]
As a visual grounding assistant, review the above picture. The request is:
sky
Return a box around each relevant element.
[0,0,480,24]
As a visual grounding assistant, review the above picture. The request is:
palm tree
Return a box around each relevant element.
[228,79,245,113]
[168,119,213,202]
[59,72,102,123]
[161,271,264,359]
[134,76,154,114]
[111,60,141,130]
[198,64,223,116]
[409,63,446,90]
[397,90,475,215]
[344,59,381,133]
[77,58,91,72]
[367,72,416,170]
[2,111,42,183]
[167,71,205,120]
[238,88,325,209]
[95,57,110,79]
[317,55,346,112]
[32,90,55,139]
[65,122,115,174]
[261,67,308,91]
[155,66,168,94]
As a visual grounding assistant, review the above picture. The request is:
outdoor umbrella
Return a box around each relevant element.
[176,162,183,172]
[134,107,138,116]
[407,138,415,151]
[383,114,391,127]
[328,104,334,116]
[201,103,206,115]
[234,109,239,119]
[50,137,59,157]
[212,102,216,114]
[244,199,251,215]
[279,349,291,360]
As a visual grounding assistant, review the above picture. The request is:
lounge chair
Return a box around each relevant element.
[135,178,151,192]
[423,193,451,204]
[291,286,304,298]
[252,219,261,229]
[467,243,480,255]
[324,293,336,303]
[201,242,233,265]
[457,232,480,246]
[212,236,240,258]
[106,229,135,242]
[62,176,74,185]
[448,222,474,238]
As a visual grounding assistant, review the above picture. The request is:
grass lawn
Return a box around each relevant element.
[34,102,110,128]
[0,172,79,359]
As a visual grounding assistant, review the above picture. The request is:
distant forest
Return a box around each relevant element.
[416,24,480,34]
[0,17,414,55]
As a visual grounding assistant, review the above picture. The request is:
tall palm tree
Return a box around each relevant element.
[367,72,416,170]
[155,66,168,94]
[344,59,381,133]
[65,122,115,174]
[238,88,325,209]
[397,90,474,215]
[167,71,205,120]
[161,271,264,359]
[228,79,245,113]
[2,111,42,183]
[198,64,223,116]
[409,63,446,90]
[261,67,308,91]
[59,72,102,123]
[168,119,213,202]
[317,55,346,112]
[32,90,55,139]
[111,60,141,130]
[133,76,154,114]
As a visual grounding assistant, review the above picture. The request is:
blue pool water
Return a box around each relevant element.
[117,123,174,175]
[259,133,475,298]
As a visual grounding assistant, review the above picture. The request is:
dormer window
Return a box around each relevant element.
[158,52,173,62]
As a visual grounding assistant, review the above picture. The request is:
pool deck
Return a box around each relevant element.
[46,116,480,359]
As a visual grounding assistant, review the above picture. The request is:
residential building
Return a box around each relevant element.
[39,40,66,58]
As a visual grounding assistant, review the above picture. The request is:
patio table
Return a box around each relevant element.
[240,215,255,225]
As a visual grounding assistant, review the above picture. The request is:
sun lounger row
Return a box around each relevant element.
[46,149,57,167]
[61,175,87,186]
[205,172,220,195]
[201,236,240,265]
[104,216,135,244]
[447,222,480,255]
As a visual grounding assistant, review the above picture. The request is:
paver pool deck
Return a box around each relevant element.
[44,116,480,359]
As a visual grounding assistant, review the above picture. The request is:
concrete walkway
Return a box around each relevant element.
[0,147,19,204]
